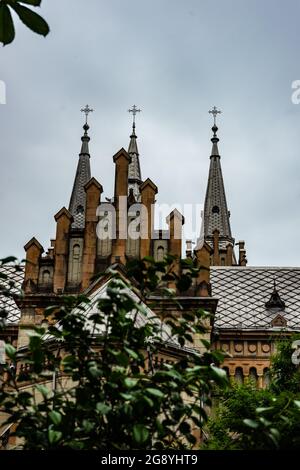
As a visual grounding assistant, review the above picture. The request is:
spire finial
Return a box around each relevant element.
[81,104,94,125]
[208,106,222,126]
[79,105,93,155]
[128,104,141,131]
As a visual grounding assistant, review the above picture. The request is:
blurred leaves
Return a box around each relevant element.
[0,256,228,449]
[0,1,49,46]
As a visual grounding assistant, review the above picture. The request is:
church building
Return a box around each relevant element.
[1,105,300,393]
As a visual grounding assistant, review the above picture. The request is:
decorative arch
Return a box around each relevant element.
[263,367,270,388]
[157,245,165,262]
[249,367,258,386]
[234,367,244,384]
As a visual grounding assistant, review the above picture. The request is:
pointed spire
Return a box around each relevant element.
[68,106,93,229]
[197,107,235,262]
[128,120,139,155]
[208,106,221,157]
[211,124,220,157]
[127,105,142,200]
[80,123,90,155]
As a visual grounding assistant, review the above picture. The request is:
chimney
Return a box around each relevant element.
[166,209,185,259]
[237,240,247,266]
[140,178,158,259]
[82,177,103,289]
[53,207,73,293]
[23,238,44,293]
[111,148,131,264]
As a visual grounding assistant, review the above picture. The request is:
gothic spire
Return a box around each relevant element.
[68,106,93,229]
[197,108,235,261]
[127,105,142,200]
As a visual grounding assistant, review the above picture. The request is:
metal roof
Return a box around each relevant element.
[211,266,300,331]
[0,264,23,325]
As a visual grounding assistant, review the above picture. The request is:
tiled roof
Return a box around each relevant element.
[0,264,23,325]
[211,266,300,331]
[43,278,183,351]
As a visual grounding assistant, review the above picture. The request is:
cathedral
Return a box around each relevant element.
[1,104,300,396]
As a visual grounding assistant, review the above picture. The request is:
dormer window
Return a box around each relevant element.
[212,205,219,214]
[76,205,84,215]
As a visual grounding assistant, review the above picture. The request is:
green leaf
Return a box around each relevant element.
[5,343,16,360]
[124,347,139,360]
[294,400,300,408]
[61,355,75,365]
[133,424,149,444]
[124,377,138,389]
[256,406,274,414]
[10,3,49,37]
[19,1,42,5]
[88,366,101,378]
[48,429,62,445]
[179,421,191,434]
[243,419,259,429]
[0,5,14,46]
[35,384,50,398]
[0,256,17,264]
[82,419,94,432]
[146,388,164,399]
[49,410,62,426]
[210,365,228,383]
[96,402,111,415]
[120,392,133,401]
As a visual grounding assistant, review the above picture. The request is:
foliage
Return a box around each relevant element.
[0,256,227,450]
[204,336,300,450]
[0,1,49,46]
[269,334,300,393]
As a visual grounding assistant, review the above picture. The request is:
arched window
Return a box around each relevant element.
[263,368,270,388]
[76,205,84,215]
[234,367,244,384]
[68,242,82,284]
[157,246,165,262]
[42,269,50,284]
[73,244,80,258]
[249,367,258,386]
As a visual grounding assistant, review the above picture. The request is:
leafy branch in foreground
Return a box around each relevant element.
[0,256,227,449]
[203,336,300,450]
[0,1,49,46]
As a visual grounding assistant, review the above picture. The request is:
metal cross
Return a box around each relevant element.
[208,106,222,126]
[128,104,141,125]
[81,104,94,124]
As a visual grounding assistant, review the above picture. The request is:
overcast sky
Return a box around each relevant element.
[1,0,300,266]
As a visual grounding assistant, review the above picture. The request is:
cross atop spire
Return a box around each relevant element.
[128,104,141,127]
[81,104,94,124]
[208,106,222,126]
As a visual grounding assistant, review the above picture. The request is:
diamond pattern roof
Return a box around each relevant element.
[211,266,300,331]
[0,264,23,325]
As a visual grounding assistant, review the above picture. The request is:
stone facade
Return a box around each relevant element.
[2,113,300,395]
